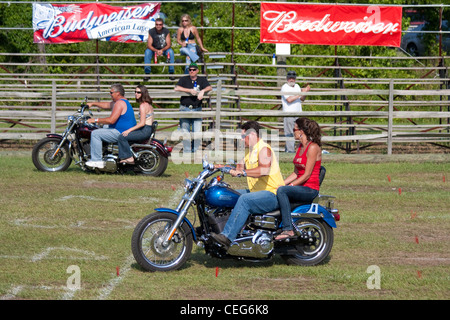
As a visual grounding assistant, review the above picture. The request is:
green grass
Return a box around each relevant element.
[0,153,449,300]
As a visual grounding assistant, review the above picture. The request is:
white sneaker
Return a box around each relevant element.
[86,160,105,169]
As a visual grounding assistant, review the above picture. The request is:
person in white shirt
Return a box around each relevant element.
[281,71,310,153]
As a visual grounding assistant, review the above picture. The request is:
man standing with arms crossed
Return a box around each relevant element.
[174,62,212,153]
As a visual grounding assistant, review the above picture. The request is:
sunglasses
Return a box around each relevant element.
[135,91,142,94]
[109,91,115,94]
[182,19,189,22]
[189,68,197,72]
[155,23,163,26]
[241,131,252,139]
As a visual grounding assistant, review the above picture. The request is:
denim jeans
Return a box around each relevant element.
[117,125,153,159]
[221,189,279,241]
[179,105,202,153]
[180,43,199,74]
[144,48,175,74]
[283,117,296,153]
[276,185,319,231]
[90,128,121,161]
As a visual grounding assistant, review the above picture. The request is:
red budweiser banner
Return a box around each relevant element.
[33,2,160,44]
[260,3,402,47]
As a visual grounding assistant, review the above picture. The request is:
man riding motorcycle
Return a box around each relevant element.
[211,120,285,250]
[85,83,136,169]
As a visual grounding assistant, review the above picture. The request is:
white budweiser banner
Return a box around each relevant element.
[260,3,402,47]
[33,2,160,43]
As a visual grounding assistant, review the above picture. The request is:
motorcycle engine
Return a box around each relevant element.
[103,155,118,173]
[227,230,274,259]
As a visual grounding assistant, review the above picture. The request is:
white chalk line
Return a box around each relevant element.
[0,284,77,300]
[30,246,109,262]
[96,254,134,300]
[95,187,184,300]
[2,189,183,300]
[56,195,160,203]
[11,218,135,231]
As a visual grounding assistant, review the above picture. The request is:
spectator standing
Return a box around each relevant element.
[144,18,175,80]
[281,71,310,153]
[174,62,212,153]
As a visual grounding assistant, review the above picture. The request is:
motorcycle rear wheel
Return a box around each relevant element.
[135,149,168,176]
[32,137,72,172]
[281,218,334,266]
[131,212,193,272]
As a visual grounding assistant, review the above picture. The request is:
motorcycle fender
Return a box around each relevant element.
[46,133,64,139]
[151,139,170,157]
[154,208,197,241]
[292,204,337,228]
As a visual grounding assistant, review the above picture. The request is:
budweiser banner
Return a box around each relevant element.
[260,3,402,47]
[33,2,160,44]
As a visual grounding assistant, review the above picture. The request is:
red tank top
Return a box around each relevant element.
[293,142,321,190]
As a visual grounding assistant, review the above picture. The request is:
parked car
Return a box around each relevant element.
[401,21,450,56]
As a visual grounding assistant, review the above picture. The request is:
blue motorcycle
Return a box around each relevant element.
[131,158,340,272]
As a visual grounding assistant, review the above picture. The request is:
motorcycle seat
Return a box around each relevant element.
[255,201,312,218]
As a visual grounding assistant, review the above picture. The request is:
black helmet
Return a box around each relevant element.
[286,71,297,79]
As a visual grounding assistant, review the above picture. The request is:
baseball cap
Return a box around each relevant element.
[286,71,297,79]
[189,62,198,70]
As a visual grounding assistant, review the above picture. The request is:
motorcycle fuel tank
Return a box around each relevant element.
[204,185,241,208]
[78,124,95,139]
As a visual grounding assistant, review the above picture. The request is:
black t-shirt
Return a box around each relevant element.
[176,76,211,107]
[148,27,170,50]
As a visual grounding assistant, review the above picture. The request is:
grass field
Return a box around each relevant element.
[0,152,449,301]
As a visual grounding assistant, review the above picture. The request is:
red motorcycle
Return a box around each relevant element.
[32,98,171,176]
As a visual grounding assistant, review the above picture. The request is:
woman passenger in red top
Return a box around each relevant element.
[275,117,322,241]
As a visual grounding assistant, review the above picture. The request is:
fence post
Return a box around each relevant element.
[387,79,394,155]
[51,80,56,133]
[215,79,222,151]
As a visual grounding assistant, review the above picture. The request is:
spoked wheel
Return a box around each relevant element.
[131,212,193,272]
[281,218,334,266]
[32,137,72,172]
[135,149,168,176]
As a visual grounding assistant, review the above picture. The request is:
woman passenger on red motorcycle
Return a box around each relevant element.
[275,117,322,241]
[117,85,155,165]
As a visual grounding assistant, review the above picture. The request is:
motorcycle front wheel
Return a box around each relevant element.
[281,218,334,266]
[32,137,72,172]
[135,149,168,176]
[131,212,193,272]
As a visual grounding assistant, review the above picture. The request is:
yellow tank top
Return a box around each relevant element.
[244,139,285,194]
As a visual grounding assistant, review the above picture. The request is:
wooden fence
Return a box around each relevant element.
[1,57,450,154]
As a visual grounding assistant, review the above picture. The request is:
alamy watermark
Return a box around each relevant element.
[66,265,81,291]
[366,265,381,290]
[169,128,281,165]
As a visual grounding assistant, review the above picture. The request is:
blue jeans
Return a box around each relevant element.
[180,44,199,74]
[90,128,121,161]
[144,48,175,74]
[276,186,319,231]
[221,189,279,241]
[117,125,153,159]
[179,105,202,152]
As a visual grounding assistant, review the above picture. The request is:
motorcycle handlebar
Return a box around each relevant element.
[219,166,235,174]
